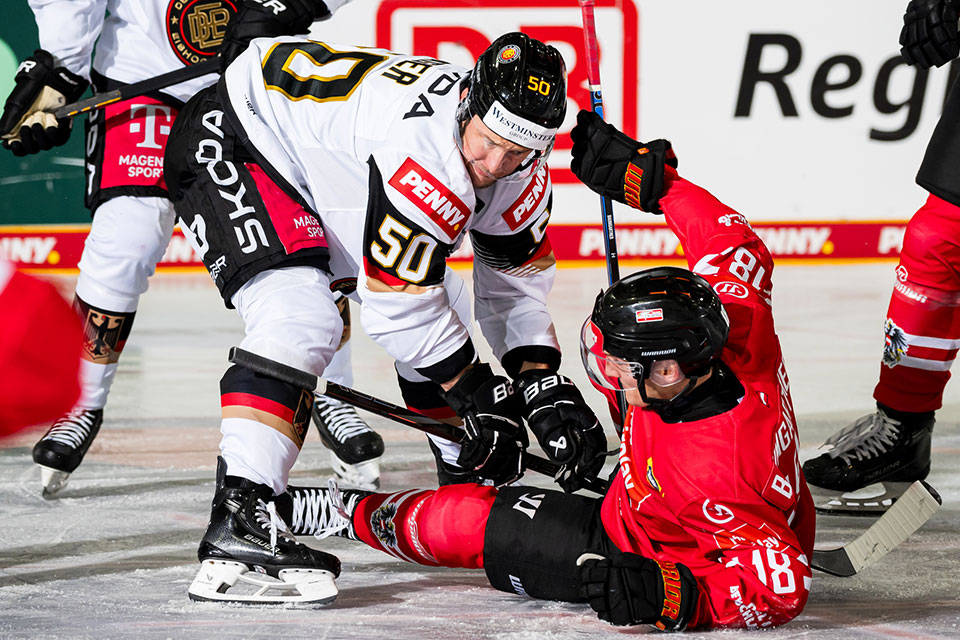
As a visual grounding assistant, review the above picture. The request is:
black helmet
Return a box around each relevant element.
[581,267,729,403]
[457,32,567,153]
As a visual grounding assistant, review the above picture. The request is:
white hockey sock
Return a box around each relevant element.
[220,417,301,494]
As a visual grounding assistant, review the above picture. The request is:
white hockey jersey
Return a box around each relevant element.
[222,38,560,377]
[28,0,351,102]
[29,0,233,101]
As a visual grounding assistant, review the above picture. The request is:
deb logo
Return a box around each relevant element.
[714,281,750,299]
[375,0,638,184]
[702,499,735,525]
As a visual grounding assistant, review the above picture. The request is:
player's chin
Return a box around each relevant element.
[468,165,497,188]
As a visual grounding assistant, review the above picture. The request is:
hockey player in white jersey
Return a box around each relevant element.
[163,32,607,604]
[0,0,383,497]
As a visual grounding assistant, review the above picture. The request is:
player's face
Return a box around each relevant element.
[460,115,533,188]
[602,355,645,406]
[603,356,690,407]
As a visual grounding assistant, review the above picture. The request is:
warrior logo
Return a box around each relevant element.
[166,0,238,65]
[371,502,399,547]
[81,308,131,364]
[883,318,909,368]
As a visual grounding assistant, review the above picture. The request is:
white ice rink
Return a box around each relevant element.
[2,264,958,639]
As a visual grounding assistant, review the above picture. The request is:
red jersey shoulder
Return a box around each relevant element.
[387,157,470,238]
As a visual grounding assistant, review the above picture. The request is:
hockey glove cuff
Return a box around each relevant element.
[577,550,698,631]
[0,50,87,156]
[219,0,322,69]
[570,109,677,214]
[900,0,960,68]
[442,363,527,486]
[515,369,608,493]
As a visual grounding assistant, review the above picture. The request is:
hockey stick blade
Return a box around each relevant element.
[810,480,941,577]
[228,347,609,495]
[54,58,219,119]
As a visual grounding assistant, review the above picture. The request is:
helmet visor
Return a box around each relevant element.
[580,318,643,391]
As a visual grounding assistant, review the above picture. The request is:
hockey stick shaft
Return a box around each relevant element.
[810,480,941,577]
[228,347,608,495]
[54,58,219,119]
[579,0,619,285]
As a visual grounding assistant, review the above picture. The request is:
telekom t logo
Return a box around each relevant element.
[376,0,638,184]
[129,104,173,149]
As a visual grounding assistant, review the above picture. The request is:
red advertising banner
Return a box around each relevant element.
[1,221,908,274]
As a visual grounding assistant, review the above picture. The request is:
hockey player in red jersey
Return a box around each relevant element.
[275,110,815,630]
[0,0,382,496]
[803,0,960,508]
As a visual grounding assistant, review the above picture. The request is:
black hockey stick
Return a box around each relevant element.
[811,480,941,577]
[54,58,219,119]
[578,0,630,431]
[228,347,609,496]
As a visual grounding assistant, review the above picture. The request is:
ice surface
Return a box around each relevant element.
[1,266,958,638]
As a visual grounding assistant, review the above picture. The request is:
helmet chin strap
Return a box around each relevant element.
[633,364,716,419]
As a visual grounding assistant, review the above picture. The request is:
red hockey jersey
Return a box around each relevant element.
[599,168,816,629]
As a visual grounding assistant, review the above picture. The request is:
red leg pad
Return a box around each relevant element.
[353,484,497,569]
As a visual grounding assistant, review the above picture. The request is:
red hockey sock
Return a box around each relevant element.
[352,484,498,568]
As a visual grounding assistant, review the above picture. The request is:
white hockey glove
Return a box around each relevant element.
[516,370,608,493]
[0,50,87,157]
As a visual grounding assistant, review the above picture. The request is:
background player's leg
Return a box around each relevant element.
[804,194,960,495]
[33,196,174,496]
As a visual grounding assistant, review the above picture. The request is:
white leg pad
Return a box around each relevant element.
[188,559,338,605]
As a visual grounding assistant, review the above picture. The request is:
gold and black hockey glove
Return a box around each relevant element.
[570,109,676,214]
[901,0,960,68]
[577,549,698,631]
[442,363,527,487]
[0,50,87,156]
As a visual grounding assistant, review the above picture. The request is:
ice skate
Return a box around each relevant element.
[283,479,372,540]
[188,475,340,606]
[32,408,103,498]
[313,395,384,490]
[803,405,935,515]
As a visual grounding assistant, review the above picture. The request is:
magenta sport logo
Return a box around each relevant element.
[375,0,638,185]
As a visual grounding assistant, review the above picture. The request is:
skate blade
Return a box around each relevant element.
[812,481,912,516]
[39,465,71,499]
[188,559,338,606]
[330,454,381,491]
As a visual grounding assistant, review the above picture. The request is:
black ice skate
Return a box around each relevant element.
[32,408,103,497]
[313,395,384,490]
[802,404,935,515]
[188,475,341,605]
[282,479,372,540]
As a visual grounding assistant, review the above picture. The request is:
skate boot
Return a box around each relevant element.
[281,479,373,540]
[803,404,935,514]
[32,408,103,497]
[188,474,341,605]
[313,395,384,490]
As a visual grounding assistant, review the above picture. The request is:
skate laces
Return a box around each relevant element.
[822,410,902,465]
[315,396,372,442]
[42,409,97,448]
[254,499,296,553]
[290,479,353,540]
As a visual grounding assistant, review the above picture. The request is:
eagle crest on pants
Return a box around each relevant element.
[882,319,908,368]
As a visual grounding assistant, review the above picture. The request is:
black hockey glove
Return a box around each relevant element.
[900,0,960,68]
[515,369,607,493]
[0,50,87,157]
[219,0,326,69]
[577,550,698,631]
[570,109,677,214]
[442,363,527,486]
